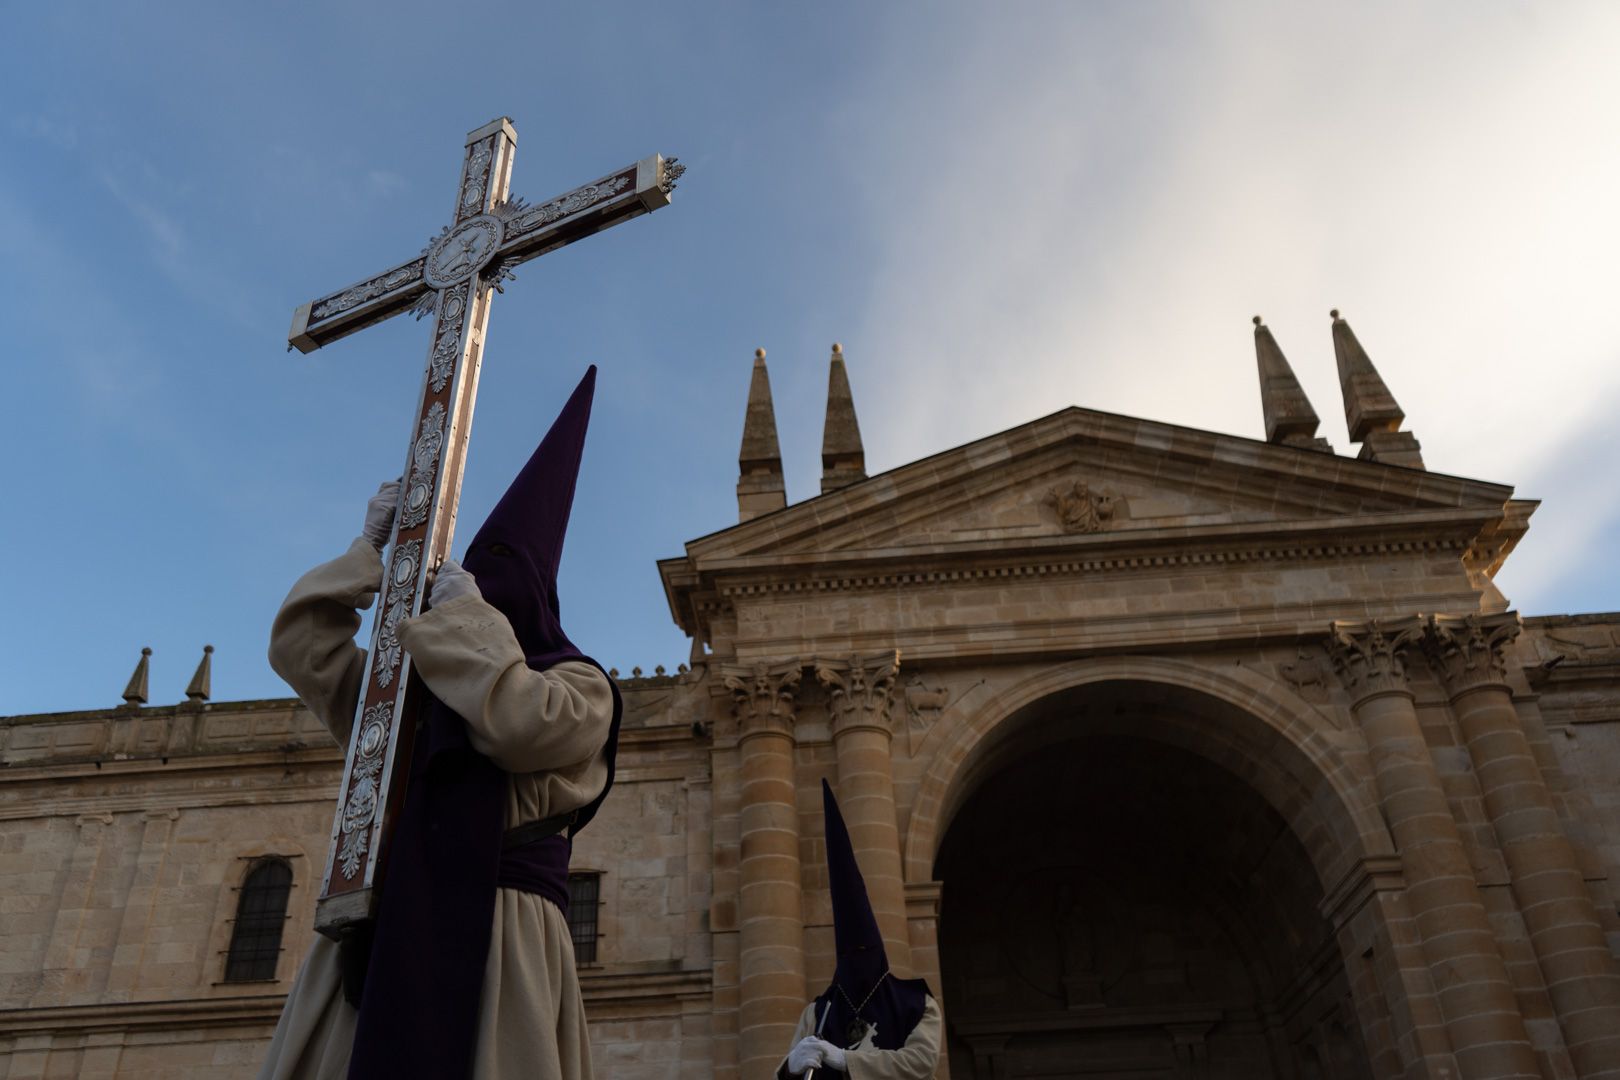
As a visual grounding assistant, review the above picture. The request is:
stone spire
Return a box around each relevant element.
[820,343,867,494]
[1253,316,1331,452]
[737,348,787,522]
[1331,310,1424,469]
[121,647,152,707]
[185,645,214,703]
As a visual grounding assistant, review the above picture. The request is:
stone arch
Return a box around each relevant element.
[903,655,1390,893]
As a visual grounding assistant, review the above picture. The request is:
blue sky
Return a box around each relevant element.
[3,3,1617,715]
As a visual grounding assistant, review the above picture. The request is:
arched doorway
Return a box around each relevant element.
[929,676,1375,1079]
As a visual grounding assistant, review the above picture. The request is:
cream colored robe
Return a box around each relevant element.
[256,537,614,1080]
[778,996,943,1080]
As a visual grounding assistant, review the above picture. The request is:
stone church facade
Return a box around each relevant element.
[3,315,1619,1079]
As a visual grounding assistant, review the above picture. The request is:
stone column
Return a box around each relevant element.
[724,661,808,1077]
[817,652,913,973]
[1327,620,1540,1080]
[1424,613,1620,1078]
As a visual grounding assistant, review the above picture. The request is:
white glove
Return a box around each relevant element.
[786,1036,824,1075]
[428,559,480,606]
[361,479,402,551]
[812,1039,847,1072]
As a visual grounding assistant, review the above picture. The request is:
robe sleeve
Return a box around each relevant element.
[396,593,614,775]
[844,995,943,1080]
[776,1003,819,1080]
[267,537,382,747]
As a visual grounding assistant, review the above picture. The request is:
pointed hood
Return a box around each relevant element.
[824,778,886,963]
[460,365,595,669]
[812,780,929,1051]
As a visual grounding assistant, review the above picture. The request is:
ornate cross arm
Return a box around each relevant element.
[288,154,684,354]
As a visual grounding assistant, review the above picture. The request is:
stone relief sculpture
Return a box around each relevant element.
[1042,480,1123,534]
[1278,647,1331,703]
[902,675,950,754]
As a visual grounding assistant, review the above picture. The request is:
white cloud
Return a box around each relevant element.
[99,170,185,262]
[841,3,1620,613]
[9,113,78,150]
[367,169,407,199]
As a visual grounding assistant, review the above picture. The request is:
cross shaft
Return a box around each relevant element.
[287,116,680,937]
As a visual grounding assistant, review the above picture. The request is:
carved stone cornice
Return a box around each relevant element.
[1326,617,1424,703]
[720,661,803,740]
[1422,612,1521,700]
[815,651,901,738]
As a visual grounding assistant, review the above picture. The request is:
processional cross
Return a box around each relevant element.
[287,117,682,937]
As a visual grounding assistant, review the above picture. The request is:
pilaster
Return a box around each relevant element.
[36,812,115,1007]
[104,808,179,997]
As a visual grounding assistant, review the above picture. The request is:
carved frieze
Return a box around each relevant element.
[816,651,901,737]
[1326,617,1423,702]
[721,661,803,739]
[1042,481,1122,535]
[1422,612,1521,698]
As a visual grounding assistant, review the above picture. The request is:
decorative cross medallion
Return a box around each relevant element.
[288,117,682,938]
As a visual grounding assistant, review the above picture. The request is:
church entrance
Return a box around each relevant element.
[934,685,1372,1079]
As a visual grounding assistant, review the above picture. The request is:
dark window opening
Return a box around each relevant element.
[567,872,601,964]
[224,858,293,982]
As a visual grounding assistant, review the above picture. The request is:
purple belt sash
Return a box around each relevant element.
[496,832,571,911]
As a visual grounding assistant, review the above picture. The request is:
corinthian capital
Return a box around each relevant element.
[721,660,804,738]
[815,651,901,737]
[1326,617,1424,702]
[1422,612,1521,697]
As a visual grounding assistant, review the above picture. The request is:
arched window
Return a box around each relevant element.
[566,871,602,964]
[224,858,293,982]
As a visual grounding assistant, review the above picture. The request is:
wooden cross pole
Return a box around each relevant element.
[288,116,682,938]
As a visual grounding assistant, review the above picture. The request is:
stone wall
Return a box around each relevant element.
[0,678,719,1079]
[3,611,1619,1078]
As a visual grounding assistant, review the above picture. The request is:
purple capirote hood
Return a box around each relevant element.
[458,364,596,672]
[348,366,623,1080]
[811,779,930,1051]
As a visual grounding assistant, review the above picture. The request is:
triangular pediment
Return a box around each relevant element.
[684,408,1519,563]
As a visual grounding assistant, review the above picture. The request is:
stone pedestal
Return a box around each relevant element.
[1426,614,1620,1078]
